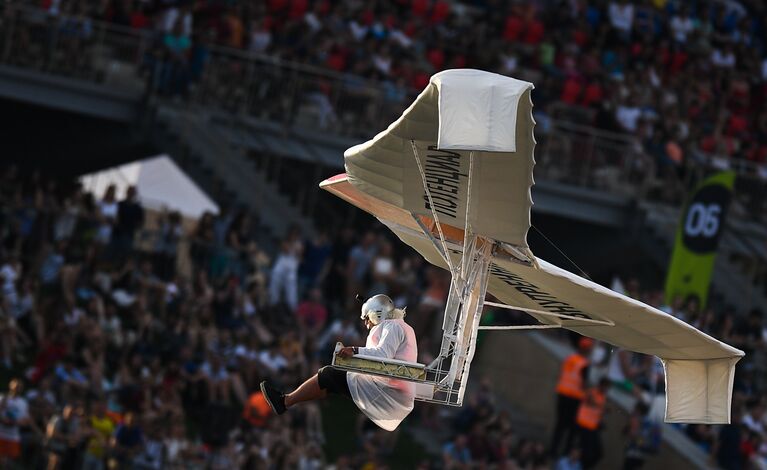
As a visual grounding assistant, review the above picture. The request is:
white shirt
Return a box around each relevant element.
[64,307,85,326]
[304,12,322,33]
[162,8,192,35]
[317,320,361,351]
[670,16,694,42]
[349,21,369,41]
[607,349,630,383]
[744,412,765,434]
[26,389,56,408]
[249,30,271,53]
[373,54,392,75]
[389,29,412,48]
[501,54,518,75]
[0,395,29,442]
[0,263,18,306]
[99,201,118,219]
[258,351,288,372]
[164,438,188,462]
[608,3,635,32]
[200,362,228,381]
[242,296,257,317]
[0,263,18,291]
[346,318,418,431]
[711,49,736,68]
[373,258,394,277]
[616,105,642,132]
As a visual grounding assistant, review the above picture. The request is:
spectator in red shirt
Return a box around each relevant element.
[747,145,767,163]
[427,47,445,71]
[560,77,583,105]
[411,0,429,18]
[268,0,288,14]
[572,20,591,48]
[581,81,604,108]
[524,16,545,45]
[326,46,347,72]
[296,288,328,335]
[430,0,449,24]
[727,112,749,138]
[669,49,689,75]
[503,13,524,42]
[288,0,308,20]
[412,69,430,90]
[129,3,149,30]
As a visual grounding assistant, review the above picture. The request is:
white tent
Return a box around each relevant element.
[79,155,219,219]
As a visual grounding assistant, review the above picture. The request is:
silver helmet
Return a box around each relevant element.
[360,294,395,325]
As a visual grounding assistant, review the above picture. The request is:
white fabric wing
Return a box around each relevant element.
[344,70,535,248]
[323,69,744,424]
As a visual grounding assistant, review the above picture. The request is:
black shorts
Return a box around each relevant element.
[317,366,351,398]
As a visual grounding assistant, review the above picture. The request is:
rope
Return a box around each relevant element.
[532,224,592,281]
[461,152,475,278]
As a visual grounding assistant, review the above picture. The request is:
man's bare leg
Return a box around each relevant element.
[285,374,327,408]
[261,374,328,415]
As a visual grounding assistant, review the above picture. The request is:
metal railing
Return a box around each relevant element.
[0,4,152,87]
[2,2,766,214]
[537,118,661,199]
[188,43,410,138]
[0,3,411,134]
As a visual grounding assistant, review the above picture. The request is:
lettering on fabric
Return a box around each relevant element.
[489,264,591,320]
[422,145,466,218]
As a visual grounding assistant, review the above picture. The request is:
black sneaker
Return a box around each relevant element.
[260,381,286,415]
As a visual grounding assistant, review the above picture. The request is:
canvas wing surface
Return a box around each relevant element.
[320,69,743,424]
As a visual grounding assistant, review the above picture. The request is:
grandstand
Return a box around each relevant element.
[0,0,766,469]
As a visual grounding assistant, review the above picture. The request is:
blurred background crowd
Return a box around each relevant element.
[3,0,767,198]
[0,163,765,469]
[0,0,767,469]
[1,0,767,211]
[0,166,560,468]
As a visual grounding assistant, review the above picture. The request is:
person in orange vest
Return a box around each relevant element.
[576,377,610,469]
[550,336,594,456]
[242,391,271,428]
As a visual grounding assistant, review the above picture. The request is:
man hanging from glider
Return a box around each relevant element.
[260,294,418,431]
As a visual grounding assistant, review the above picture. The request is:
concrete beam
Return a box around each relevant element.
[0,65,141,122]
[532,180,633,228]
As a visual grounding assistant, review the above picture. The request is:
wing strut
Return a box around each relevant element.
[334,144,606,407]
[411,143,491,405]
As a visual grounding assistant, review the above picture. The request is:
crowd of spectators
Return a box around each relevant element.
[0,163,763,468]
[0,164,558,469]
[1,0,767,466]
[4,0,767,181]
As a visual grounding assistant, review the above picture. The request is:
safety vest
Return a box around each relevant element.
[576,388,606,431]
[555,353,588,399]
[243,392,271,427]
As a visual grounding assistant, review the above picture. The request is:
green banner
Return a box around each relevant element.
[665,171,735,309]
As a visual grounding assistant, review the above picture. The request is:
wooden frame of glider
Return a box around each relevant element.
[328,141,614,407]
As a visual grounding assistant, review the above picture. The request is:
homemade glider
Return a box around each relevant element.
[323,69,743,424]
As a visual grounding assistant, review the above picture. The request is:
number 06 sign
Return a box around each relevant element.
[666,171,735,307]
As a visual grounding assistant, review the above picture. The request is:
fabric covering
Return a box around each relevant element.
[344,69,535,248]
[347,318,418,431]
[79,155,219,219]
[322,69,744,424]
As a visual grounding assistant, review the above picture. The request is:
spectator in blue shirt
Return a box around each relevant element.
[443,434,472,467]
